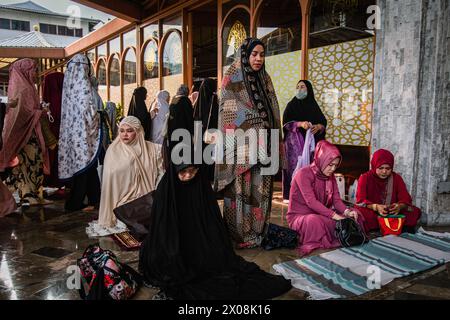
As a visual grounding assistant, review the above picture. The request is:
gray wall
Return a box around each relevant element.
[373,0,450,225]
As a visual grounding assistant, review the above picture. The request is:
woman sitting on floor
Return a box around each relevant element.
[287,140,366,256]
[355,149,421,234]
[86,116,164,237]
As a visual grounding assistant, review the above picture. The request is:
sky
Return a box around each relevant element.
[1,0,115,23]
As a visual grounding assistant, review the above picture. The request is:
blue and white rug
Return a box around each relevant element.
[272,228,450,300]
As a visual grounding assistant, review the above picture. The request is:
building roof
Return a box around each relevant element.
[0,31,78,48]
[0,1,101,22]
[3,1,52,13]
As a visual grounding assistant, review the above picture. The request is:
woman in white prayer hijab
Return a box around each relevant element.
[86,116,164,237]
[150,90,170,145]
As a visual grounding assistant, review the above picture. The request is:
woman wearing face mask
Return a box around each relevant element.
[86,116,164,237]
[355,149,421,234]
[215,38,281,249]
[287,140,365,256]
[282,80,327,202]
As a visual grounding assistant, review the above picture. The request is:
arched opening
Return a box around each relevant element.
[123,48,137,110]
[255,0,302,115]
[142,39,160,104]
[108,54,121,106]
[96,58,107,103]
[162,30,182,97]
[221,8,250,73]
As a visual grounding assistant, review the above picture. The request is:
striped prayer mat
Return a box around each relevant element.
[272,229,450,300]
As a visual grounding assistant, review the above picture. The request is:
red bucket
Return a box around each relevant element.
[377,214,406,236]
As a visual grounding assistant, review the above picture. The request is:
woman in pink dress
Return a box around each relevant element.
[287,140,366,256]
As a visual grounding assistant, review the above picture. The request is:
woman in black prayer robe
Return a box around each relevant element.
[282,80,328,200]
[128,87,152,141]
[193,78,218,182]
[138,91,292,300]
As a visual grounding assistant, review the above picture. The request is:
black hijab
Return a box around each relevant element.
[193,78,218,131]
[282,79,327,140]
[128,87,151,140]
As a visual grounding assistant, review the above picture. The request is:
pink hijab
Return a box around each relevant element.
[0,58,49,174]
[310,140,342,206]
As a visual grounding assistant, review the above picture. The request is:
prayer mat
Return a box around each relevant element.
[111,231,141,251]
[273,229,450,300]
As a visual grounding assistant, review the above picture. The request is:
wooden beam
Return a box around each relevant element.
[300,0,310,79]
[0,47,65,59]
[72,0,143,22]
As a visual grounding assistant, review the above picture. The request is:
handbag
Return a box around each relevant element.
[77,244,142,300]
[113,191,154,241]
[335,218,368,247]
[194,93,217,144]
[377,214,405,236]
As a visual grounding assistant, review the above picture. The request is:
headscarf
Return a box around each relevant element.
[98,115,162,228]
[310,140,342,180]
[151,90,170,144]
[282,80,327,141]
[58,53,101,180]
[128,86,151,141]
[193,78,218,131]
[215,37,281,191]
[42,72,64,138]
[356,149,412,206]
[176,84,189,97]
[310,140,342,206]
[0,58,49,174]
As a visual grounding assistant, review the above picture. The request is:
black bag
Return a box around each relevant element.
[261,223,298,250]
[113,192,154,241]
[335,218,368,247]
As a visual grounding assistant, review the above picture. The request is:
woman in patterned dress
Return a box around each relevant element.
[215,38,281,248]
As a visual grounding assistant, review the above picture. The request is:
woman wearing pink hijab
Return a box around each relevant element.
[0,58,49,206]
[287,140,365,256]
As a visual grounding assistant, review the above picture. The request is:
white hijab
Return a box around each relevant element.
[150,90,170,144]
[59,54,101,180]
[98,116,163,228]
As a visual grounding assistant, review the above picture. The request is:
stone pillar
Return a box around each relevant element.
[372,0,450,225]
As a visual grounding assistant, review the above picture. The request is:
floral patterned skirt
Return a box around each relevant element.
[223,165,273,248]
[5,132,44,202]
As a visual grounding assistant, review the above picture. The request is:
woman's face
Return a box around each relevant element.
[119,124,137,144]
[376,164,392,179]
[249,45,265,72]
[323,157,340,176]
[296,81,307,91]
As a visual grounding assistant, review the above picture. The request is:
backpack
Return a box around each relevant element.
[77,244,142,300]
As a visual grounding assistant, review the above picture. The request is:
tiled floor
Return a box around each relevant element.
[0,184,449,300]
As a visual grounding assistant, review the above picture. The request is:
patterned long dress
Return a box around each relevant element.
[5,132,44,203]
[215,38,281,249]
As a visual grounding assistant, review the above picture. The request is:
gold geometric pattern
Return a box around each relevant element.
[227,21,247,52]
[265,50,302,117]
[308,37,374,146]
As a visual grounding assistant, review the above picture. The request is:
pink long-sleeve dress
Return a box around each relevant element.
[287,141,365,256]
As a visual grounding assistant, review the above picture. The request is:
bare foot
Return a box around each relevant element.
[82,206,96,212]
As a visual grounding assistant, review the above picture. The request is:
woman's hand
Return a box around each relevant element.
[373,204,389,216]
[297,121,312,130]
[178,166,199,182]
[311,124,325,135]
[332,213,346,221]
[388,203,404,215]
[344,209,359,220]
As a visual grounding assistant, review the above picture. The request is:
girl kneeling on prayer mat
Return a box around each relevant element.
[287,140,366,256]
[355,149,421,234]
[86,116,164,237]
